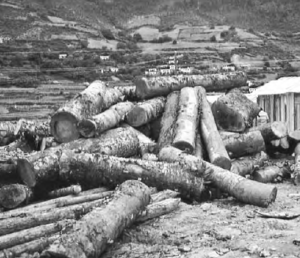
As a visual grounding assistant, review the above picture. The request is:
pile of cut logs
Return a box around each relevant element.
[0,71,299,257]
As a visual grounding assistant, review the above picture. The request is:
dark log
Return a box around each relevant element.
[198,87,231,170]
[220,130,266,159]
[293,143,300,185]
[48,185,82,198]
[135,71,247,99]
[78,101,134,138]
[172,87,201,153]
[50,81,123,143]
[231,151,268,177]
[59,150,204,201]
[158,146,277,207]
[252,166,291,183]
[142,153,158,161]
[44,180,151,258]
[136,117,161,142]
[157,91,180,151]
[249,121,288,142]
[126,97,165,127]
[211,92,260,132]
[0,184,33,209]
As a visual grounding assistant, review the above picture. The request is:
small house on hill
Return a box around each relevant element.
[251,77,300,132]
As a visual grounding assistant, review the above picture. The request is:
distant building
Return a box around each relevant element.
[240,64,251,70]
[145,68,158,76]
[169,65,176,70]
[179,66,193,74]
[100,55,110,60]
[222,64,236,72]
[59,53,68,59]
[109,67,119,73]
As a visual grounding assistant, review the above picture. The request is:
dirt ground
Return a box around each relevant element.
[104,181,300,258]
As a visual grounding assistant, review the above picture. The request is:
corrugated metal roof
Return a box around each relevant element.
[251,77,300,96]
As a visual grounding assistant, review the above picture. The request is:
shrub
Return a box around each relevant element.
[101,29,115,40]
[220,30,229,38]
[172,40,177,45]
[133,33,143,42]
[210,35,217,42]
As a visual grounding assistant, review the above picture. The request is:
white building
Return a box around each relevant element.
[145,68,157,76]
[100,55,110,60]
[109,67,119,73]
[222,65,235,72]
[59,53,68,59]
[179,66,193,74]
[160,68,171,75]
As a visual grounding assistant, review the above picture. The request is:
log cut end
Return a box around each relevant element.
[271,121,288,139]
[212,156,232,171]
[78,119,96,138]
[126,106,147,127]
[50,111,80,143]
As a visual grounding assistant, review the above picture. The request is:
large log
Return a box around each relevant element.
[172,87,201,153]
[59,150,205,201]
[157,91,180,151]
[44,180,151,258]
[249,121,288,142]
[134,71,247,99]
[0,121,18,146]
[231,151,268,177]
[0,184,33,209]
[50,81,123,143]
[126,97,165,127]
[14,119,51,138]
[211,92,260,132]
[198,87,231,170]
[158,146,277,207]
[220,130,266,159]
[293,143,300,185]
[48,185,82,198]
[78,101,134,138]
[252,165,291,183]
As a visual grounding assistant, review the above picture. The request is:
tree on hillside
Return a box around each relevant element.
[133,33,143,42]
[101,29,115,40]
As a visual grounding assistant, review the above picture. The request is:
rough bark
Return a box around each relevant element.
[126,97,165,127]
[231,151,268,177]
[220,130,266,159]
[48,185,82,198]
[250,121,288,142]
[172,87,201,153]
[0,221,70,250]
[157,91,180,151]
[16,159,36,188]
[158,146,277,207]
[0,121,19,146]
[78,101,134,138]
[135,71,247,99]
[113,85,137,101]
[211,92,260,132]
[59,150,204,201]
[14,119,51,138]
[198,87,231,170]
[151,189,180,203]
[293,143,300,185]
[137,198,181,222]
[121,123,158,155]
[0,198,108,236]
[44,180,151,258]
[252,166,291,183]
[102,87,124,110]
[0,184,33,209]
[142,153,158,161]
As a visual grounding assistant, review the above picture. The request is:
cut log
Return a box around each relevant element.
[151,189,180,203]
[142,153,158,161]
[172,87,201,153]
[78,101,134,138]
[59,150,204,201]
[137,198,181,222]
[0,121,19,146]
[126,97,165,127]
[48,185,82,198]
[293,143,300,185]
[121,123,158,155]
[38,137,59,152]
[135,71,247,99]
[0,220,70,250]
[14,119,51,138]
[231,151,268,177]
[0,234,59,258]
[288,129,300,143]
[211,92,260,132]
[0,184,33,209]
[252,166,291,183]
[158,146,277,207]
[157,91,180,151]
[249,121,288,142]
[198,87,231,170]
[44,180,151,258]
[50,81,123,143]
[220,130,266,159]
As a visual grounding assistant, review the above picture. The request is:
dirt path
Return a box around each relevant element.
[104,182,300,258]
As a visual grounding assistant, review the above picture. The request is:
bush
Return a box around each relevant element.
[172,40,177,45]
[220,30,229,38]
[229,26,236,31]
[133,33,143,42]
[101,29,115,40]
[150,35,172,43]
[248,28,254,33]
[117,42,127,49]
[210,35,217,42]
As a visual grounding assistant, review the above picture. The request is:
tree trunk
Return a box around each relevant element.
[252,166,291,183]
[0,184,33,209]
[126,97,165,127]
[0,198,107,236]
[151,189,179,203]
[142,153,158,161]
[231,151,268,177]
[0,221,69,250]
[0,121,19,146]
[50,81,123,143]
[211,92,260,132]
[220,130,266,159]
[158,146,277,207]
[120,123,158,155]
[157,91,180,151]
[293,143,300,185]
[44,180,151,258]
[134,71,247,99]
[78,101,134,138]
[48,185,82,198]
[137,198,181,222]
[14,119,51,138]
[172,87,201,153]
[199,87,231,170]
[249,121,288,142]
[59,150,205,201]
